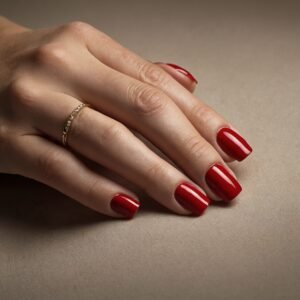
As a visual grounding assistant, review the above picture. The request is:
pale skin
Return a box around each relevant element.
[0,16,250,218]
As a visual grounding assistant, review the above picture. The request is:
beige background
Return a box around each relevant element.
[0,0,300,299]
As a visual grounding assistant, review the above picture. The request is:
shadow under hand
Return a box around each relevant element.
[0,174,113,230]
[210,199,238,208]
[0,173,170,231]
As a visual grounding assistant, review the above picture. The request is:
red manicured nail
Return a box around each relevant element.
[174,182,210,215]
[165,63,198,84]
[205,164,242,201]
[217,127,252,161]
[111,193,140,218]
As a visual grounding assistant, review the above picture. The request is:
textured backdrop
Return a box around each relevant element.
[0,0,299,299]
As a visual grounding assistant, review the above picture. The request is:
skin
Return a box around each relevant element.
[0,16,241,218]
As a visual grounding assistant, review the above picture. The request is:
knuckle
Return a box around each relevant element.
[184,135,212,158]
[145,162,165,182]
[139,63,169,86]
[61,21,92,37]
[84,179,103,208]
[101,122,126,143]
[33,43,68,67]
[191,103,215,124]
[119,49,135,64]
[128,83,168,116]
[7,78,39,111]
[117,49,143,70]
[37,148,64,182]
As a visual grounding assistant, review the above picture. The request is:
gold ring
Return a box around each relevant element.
[62,102,89,146]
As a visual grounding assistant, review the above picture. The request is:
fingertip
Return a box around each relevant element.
[110,193,140,219]
[174,181,210,216]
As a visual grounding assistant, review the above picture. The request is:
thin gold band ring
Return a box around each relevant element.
[62,102,89,146]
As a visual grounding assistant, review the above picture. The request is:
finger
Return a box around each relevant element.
[16,86,210,215]
[9,135,140,219]
[83,26,252,162]
[153,62,198,93]
[69,56,242,202]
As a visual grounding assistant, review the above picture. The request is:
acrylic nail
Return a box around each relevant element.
[111,193,140,218]
[175,182,210,215]
[205,163,242,201]
[166,63,198,84]
[217,127,252,161]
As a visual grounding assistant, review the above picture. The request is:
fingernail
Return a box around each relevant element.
[205,163,242,201]
[165,63,198,84]
[174,182,210,215]
[217,127,252,161]
[111,193,140,218]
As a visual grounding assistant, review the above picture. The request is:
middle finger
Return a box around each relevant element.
[73,56,242,202]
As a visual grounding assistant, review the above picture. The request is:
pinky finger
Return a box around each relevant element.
[10,135,140,219]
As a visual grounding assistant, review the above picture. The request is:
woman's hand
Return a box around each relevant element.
[0,18,252,219]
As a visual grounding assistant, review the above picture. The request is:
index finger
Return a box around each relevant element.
[81,23,252,162]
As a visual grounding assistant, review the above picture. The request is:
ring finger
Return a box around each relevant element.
[15,85,211,216]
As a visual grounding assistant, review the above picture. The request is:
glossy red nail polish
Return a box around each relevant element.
[175,182,210,215]
[205,164,242,201]
[217,127,252,161]
[166,63,198,84]
[111,193,140,219]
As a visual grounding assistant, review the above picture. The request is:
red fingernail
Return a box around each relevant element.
[205,164,242,201]
[111,193,140,219]
[166,63,198,84]
[174,182,210,215]
[217,127,252,161]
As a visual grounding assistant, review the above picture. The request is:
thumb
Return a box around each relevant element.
[153,62,198,93]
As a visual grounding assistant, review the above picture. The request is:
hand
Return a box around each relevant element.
[0,18,252,219]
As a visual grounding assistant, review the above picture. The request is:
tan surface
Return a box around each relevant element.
[0,0,300,299]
